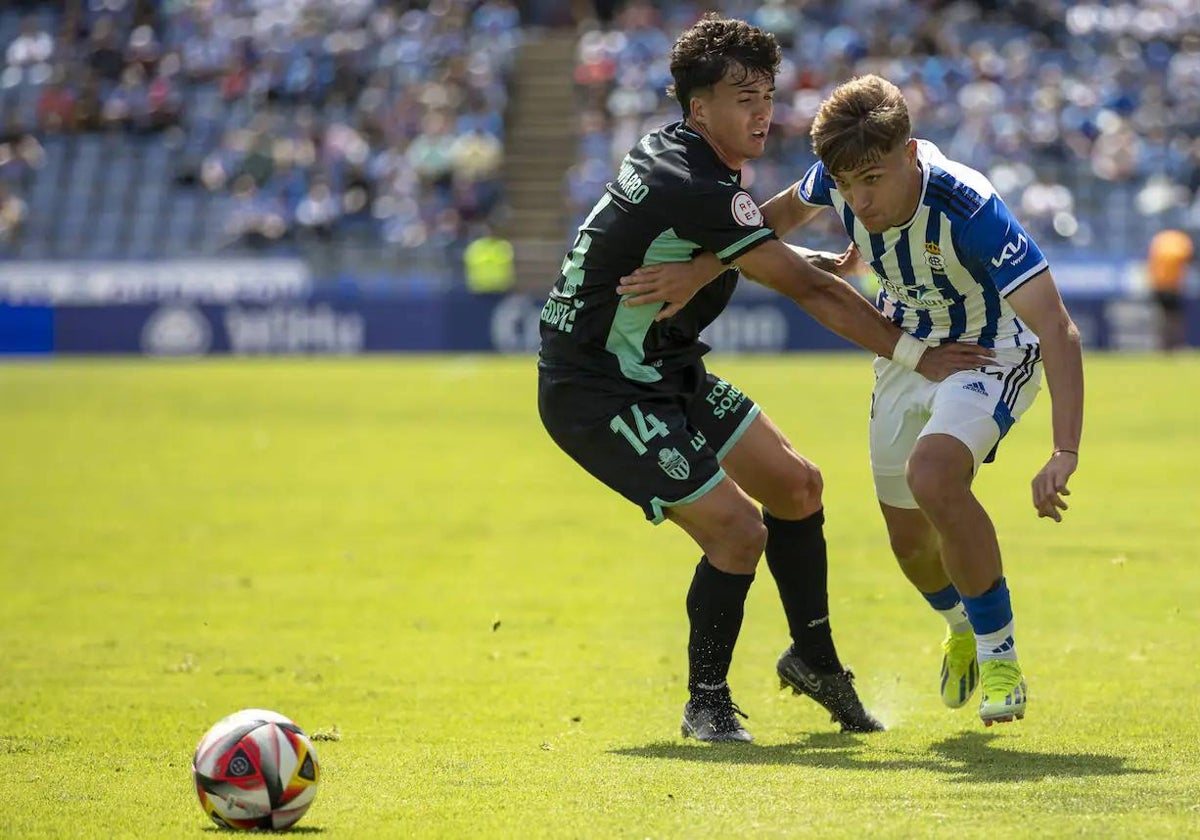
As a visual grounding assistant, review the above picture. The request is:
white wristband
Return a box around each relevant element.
[891,332,927,371]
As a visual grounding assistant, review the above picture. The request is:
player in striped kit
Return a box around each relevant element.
[617,75,1085,726]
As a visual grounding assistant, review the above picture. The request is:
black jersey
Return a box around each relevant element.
[538,121,777,389]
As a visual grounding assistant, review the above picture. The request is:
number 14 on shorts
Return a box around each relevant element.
[609,405,707,455]
[609,405,669,455]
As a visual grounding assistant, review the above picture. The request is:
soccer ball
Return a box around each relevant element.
[192,708,320,830]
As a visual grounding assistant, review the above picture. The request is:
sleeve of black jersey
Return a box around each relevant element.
[671,183,778,265]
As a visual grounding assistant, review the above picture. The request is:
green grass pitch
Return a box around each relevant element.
[2,353,1198,838]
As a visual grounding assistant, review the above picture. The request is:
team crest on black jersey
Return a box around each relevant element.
[923,242,947,272]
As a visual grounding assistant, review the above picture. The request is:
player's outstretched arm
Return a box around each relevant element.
[1007,270,1084,522]
[617,243,860,321]
[736,239,994,379]
[618,252,726,320]
[615,182,828,320]
[760,179,825,236]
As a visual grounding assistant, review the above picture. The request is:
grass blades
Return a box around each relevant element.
[1,354,1198,838]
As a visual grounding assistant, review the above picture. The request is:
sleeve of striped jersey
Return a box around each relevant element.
[954,195,1049,297]
[672,185,778,265]
[795,161,833,207]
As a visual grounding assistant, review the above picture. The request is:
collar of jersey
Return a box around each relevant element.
[893,152,932,232]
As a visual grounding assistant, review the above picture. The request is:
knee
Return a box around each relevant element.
[768,462,824,519]
[905,449,967,512]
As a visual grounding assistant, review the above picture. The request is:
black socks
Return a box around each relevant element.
[686,556,754,696]
[763,508,843,672]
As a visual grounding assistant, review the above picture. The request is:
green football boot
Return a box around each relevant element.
[978,659,1027,726]
[940,628,979,708]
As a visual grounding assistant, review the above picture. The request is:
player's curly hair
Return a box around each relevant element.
[667,14,781,119]
[810,74,911,174]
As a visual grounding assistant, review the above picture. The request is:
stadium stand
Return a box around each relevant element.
[568,0,1200,259]
[0,0,520,280]
[1,0,1197,289]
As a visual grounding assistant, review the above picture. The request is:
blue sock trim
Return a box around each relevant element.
[961,577,1013,636]
[922,584,962,612]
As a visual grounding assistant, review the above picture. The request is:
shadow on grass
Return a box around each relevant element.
[202,827,324,834]
[611,731,1152,783]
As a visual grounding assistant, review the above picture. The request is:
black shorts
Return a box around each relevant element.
[1154,290,1183,314]
[538,361,760,523]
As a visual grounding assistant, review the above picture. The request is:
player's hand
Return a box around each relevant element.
[617,261,708,321]
[810,243,866,279]
[1032,450,1077,522]
[914,343,996,382]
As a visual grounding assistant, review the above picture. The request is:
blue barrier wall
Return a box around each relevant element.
[0,260,1195,355]
[0,304,54,353]
[4,292,1196,356]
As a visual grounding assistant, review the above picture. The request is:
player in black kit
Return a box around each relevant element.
[537,15,989,741]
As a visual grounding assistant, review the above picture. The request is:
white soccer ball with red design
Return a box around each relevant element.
[192,708,320,830]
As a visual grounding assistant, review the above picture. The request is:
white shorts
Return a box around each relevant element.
[870,345,1043,508]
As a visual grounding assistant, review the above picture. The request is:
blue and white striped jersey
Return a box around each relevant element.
[797,140,1047,348]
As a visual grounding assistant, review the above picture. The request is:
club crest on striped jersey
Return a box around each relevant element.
[731,192,762,226]
[923,242,947,272]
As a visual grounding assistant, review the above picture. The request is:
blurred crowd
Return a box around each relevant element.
[5,0,1198,263]
[568,0,1200,254]
[0,0,520,252]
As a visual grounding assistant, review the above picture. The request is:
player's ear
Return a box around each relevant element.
[905,138,918,162]
[689,87,714,125]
